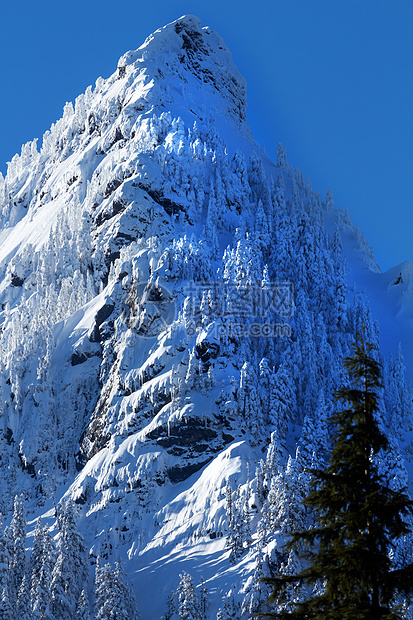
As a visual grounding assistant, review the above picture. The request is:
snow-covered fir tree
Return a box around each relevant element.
[95,559,138,620]
[51,499,87,620]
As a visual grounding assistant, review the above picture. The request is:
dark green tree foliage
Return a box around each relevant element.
[266,337,413,619]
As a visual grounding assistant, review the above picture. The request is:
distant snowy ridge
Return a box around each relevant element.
[0,14,411,620]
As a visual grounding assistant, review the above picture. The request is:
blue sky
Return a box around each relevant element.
[1,0,412,270]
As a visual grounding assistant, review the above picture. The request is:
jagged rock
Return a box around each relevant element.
[88,300,115,342]
[155,423,218,448]
[167,457,213,483]
[11,274,24,287]
[71,351,89,366]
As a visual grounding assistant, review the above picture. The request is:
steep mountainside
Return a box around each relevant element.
[0,15,412,619]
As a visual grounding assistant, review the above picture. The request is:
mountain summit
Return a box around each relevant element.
[0,15,412,619]
[116,15,250,132]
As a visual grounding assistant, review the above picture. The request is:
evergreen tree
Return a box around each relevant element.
[225,482,245,564]
[325,188,334,210]
[242,554,272,617]
[9,494,26,605]
[162,587,177,620]
[199,577,208,620]
[16,575,31,620]
[329,227,348,335]
[248,152,271,214]
[256,459,267,508]
[220,595,240,620]
[95,563,115,620]
[95,559,138,620]
[265,432,280,484]
[266,336,413,619]
[29,518,45,601]
[243,469,253,550]
[268,360,296,442]
[269,448,310,535]
[385,346,412,434]
[276,143,287,168]
[0,586,12,620]
[177,572,200,620]
[298,390,329,469]
[238,362,262,441]
[0,519,9,598]
[114,560,138,620]
[30,519,56,620]
[51,499,87,620]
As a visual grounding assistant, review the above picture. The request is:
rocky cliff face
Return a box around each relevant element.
[0,15,411,618]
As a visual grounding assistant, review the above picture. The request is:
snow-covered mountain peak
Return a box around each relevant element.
[0,15,256,299]
[115,14,250,135]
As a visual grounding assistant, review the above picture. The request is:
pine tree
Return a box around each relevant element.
[325,188,334,210]
[266,336,413,619]
[239,361,262,441]
[95,559,138,620]
[29,518,45,600]
[95,563,115,620]
[225,481,244,564]
[199,577,208,620]
[51,499,87,620]
[177,572,200,620]
[16,575,31,620]
[269,448,310,535]
[0,586,12,620]
[298,390,329,469]
[385,345,412,435]
[242,554,272,617]
[9,494,26,605]
[162,587,176,620]
[220,595,240,620]
[114,560,138,620]
[276,143,287,168]
[243,469,253,550]
[268,361,296,442]
[0,519,9,598]
[30,519,56,620]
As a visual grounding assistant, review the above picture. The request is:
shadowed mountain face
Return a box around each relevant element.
[0,15,411,619]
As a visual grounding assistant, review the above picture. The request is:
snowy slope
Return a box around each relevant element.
[327,213,413,381]
[0,15,412,620]
[352,259,413,381]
